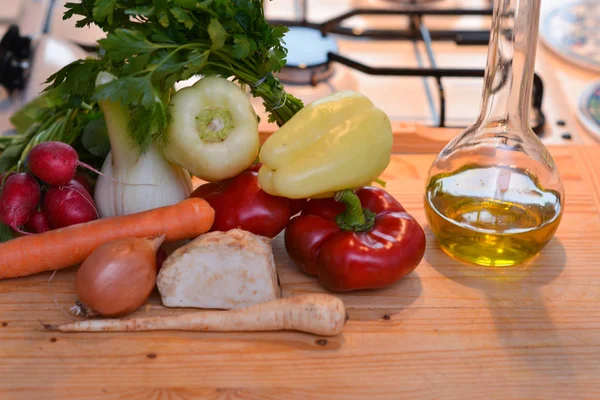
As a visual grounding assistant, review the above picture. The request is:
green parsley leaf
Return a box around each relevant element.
[208,18,227,50]
[99,30,168,61]
[180,50,210,80]
[9,89,63,134]
[270,25,289,42]
[151,51,188,79]
[94,76,156,108]
[191,0,217,17]
[131,101,169,147]
[170,7,195,29]
[232,35,256,59]
[63,1,95,28]
[158,11,170,28]
[260,47,287,75]
[92,0,118,25]
[82,118,110,158]
[173,0,200,9]
[122,53,152,75]
[124,5,155,17]
[188,49,210,70]
[44,59,104,108]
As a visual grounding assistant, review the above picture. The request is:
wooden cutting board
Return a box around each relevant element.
[1,141,600,399]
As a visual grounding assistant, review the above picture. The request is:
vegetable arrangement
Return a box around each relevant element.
[0,0,303,235]
[0,0,303,173]
[0,0,430,339]
[0,198,214,279]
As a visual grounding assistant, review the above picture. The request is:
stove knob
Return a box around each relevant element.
[0,25,32,93]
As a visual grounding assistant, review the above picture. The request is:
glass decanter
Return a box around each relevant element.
[424,0,564,267]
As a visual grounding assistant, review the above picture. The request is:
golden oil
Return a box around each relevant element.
[424,164,563,267]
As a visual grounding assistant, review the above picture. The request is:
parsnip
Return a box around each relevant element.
[43,294,347,337]
[157,229,280,309]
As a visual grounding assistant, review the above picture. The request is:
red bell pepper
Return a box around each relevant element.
[190,167,306,238]
[246,163,307,215]
[284,186,426,292]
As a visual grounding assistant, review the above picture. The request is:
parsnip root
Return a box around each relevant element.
[43,294,347,337]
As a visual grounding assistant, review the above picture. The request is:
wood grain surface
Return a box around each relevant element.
[1,144,600,399]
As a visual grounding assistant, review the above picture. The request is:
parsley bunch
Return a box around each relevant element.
[63,0,303,149]
[1,0,303,170]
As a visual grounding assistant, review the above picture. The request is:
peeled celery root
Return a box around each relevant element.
[157,229,280,310]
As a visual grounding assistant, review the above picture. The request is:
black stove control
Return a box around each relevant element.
[0,25,32,94]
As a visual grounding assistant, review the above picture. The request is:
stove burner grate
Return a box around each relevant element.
[271,4,546,135]
[277,27,338,86]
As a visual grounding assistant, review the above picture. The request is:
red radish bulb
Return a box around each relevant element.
[0,172,15,187]
[25,209,51,233]
[73,171,93,194]
[28,141,102,186]
[44,180,98,228]
[0,173,40,230]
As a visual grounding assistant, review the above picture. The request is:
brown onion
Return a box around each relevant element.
[74,236,165,317]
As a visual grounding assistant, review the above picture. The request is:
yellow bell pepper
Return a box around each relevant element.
[257,91,393,199]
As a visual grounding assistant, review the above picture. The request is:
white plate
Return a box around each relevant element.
[540,1,600,73]
[577,80,600,141]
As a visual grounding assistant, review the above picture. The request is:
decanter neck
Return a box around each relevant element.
[476,0,542,134]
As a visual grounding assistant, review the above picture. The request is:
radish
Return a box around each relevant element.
[44,180,99,228]
[25,209,51,233]
[0,172,14,187]
[73,171,93,194]
[27,142,103,186]
[0,173,41,231]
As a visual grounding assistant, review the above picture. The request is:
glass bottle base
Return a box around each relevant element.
[424,165,563,268]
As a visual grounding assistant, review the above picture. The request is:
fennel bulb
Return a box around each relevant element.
[94,72,192,217]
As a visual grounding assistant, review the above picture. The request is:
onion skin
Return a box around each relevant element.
[75,236,164,317]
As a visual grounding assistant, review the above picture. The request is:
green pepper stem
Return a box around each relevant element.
[334,190,376,232]
[196,107,234,143]
[374,178,387,188]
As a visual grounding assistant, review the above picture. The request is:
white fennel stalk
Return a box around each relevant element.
[94,72,192,217]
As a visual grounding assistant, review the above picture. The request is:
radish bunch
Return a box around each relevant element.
[0,142,99,234]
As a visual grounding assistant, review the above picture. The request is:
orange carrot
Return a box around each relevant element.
[0,198,214,280]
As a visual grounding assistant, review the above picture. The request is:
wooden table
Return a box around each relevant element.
[1,144,600,400]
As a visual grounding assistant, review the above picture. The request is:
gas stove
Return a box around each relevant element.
[1,0,598,145]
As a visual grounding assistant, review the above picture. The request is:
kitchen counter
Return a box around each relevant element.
[1,134,599,399]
